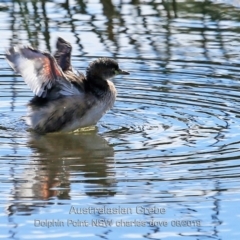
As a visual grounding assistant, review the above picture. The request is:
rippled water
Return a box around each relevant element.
[1,0,240,239]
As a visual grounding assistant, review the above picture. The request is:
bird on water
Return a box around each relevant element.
[5,37,129,134]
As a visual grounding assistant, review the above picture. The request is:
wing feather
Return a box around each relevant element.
[54,37,72,72]
[5,46,80,98]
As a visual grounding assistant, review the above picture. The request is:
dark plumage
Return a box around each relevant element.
[5,37,129,134]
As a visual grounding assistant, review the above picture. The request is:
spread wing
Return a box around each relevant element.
[5,46,79,98]
[54,37,72,72]
[54,37,86,91]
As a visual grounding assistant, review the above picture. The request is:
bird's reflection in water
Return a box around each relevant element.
[8,129,116,215]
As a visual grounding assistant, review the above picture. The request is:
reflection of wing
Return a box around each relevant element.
[5,46,80,98]
[54,37,72,72]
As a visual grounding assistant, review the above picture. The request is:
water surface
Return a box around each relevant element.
[1,0,240,239]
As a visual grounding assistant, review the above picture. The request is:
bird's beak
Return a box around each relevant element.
[117,69,130,75]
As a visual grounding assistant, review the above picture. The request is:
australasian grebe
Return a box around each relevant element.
[5,37,129,134]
